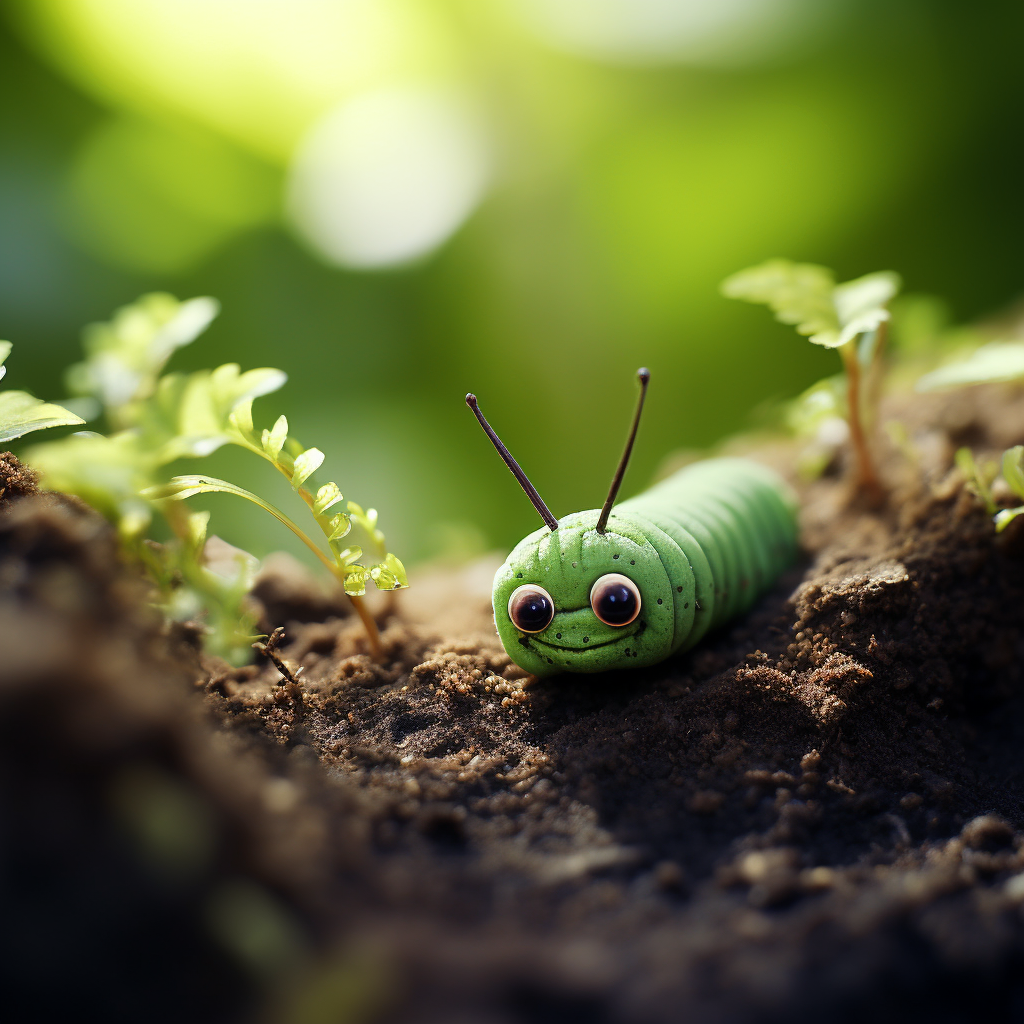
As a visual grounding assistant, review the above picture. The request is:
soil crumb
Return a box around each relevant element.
[3,384,1024,1024]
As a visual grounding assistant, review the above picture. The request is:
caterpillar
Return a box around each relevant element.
[466,369,799,678]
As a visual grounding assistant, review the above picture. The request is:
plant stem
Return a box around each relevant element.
[840,342,884,506]
[865,320,889,423]
[265,455,384,660]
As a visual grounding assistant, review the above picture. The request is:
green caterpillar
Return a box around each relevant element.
[467,369,799,678]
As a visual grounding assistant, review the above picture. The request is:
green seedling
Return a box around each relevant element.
[25,293,405,663]
[995,446,1024,532]
[955,447,998,515]
[916,342,1024,392]
[722,259,901,503]
[148,402,407,653]
[0,341,84,443]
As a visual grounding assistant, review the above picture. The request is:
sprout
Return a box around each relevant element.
[995,446,1024,533]
[723,259,901,504]
[26,293,405,663]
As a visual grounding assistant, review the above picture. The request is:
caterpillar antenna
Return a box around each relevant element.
[466,393,558,531]
[596,368,650,534]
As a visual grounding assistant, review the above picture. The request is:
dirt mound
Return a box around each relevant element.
[3,382,1024,1023]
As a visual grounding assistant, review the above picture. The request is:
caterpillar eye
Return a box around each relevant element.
[508,584,555,633]
[590,573,641,627]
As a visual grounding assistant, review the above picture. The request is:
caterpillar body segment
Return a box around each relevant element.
[493,458,799,678]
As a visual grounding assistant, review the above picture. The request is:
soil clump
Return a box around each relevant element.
[2,383,1024,1023]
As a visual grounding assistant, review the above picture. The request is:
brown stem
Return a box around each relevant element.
[252,626,298,684]
[348,594,383,660]
[840,342,884,506]
[865,319,889,425]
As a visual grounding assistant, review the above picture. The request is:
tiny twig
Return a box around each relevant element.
[252,626,298,684]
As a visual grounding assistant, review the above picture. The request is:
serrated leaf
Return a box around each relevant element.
[722,260,900,349]
[916,342,1024,392]
[722,260,839,344]
[0,391,85,443]
[1002,446,1024,500]
[291,447,324,490]
[995,507,1024,532]
[313,482,343,515]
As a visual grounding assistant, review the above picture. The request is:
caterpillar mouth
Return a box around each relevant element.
[530,622,643,653]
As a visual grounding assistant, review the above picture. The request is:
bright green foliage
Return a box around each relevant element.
[721,260,901,350]
[0,342,84,443]
[152,401,409,597]
[916,342,1024,392]
[66,293,220,429]
[25,291,406,661]
[995,446,1024,533]
[956,445,1024,532]
[955,447,998,516]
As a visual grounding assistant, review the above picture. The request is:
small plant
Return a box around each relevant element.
[0,341,83,443]
[954,447,998,515]
[25,294,406,663]
[995,446,1024,532]
[722,259,901,503]
[954,445,1024,533]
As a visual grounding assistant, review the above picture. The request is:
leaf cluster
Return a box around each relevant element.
[25,292,406,662]
[721,259,900,350]
[0,342,84,444]
[956,446,1024,532]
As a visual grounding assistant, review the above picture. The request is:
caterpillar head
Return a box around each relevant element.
[492,510,690,676]
[469,368,674,677]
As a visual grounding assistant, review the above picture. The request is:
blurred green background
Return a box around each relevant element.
[3,0,1023,567]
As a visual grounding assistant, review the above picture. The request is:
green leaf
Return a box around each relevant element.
[721,260,900,349]
[332,545,363,566]
[722,260,838,344]
[262,415,288,460]
[291,447,324,491]
[0,340,11,379]
[995,507,1024,532]
[916,342,1024,392]
[327,512,352,542]
[228,398,254,440]
[342,564,369,597]
[0,391,86,443]
[313,482,343,515]
[1002,446,1024,500]
[832,272,901,348]
[67,294,220,420]
[383,551,409,588]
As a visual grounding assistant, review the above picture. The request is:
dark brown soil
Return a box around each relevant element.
[3,383,1024,1024]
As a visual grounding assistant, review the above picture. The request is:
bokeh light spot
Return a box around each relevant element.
[511,0,844,66]
[286,87,491,269]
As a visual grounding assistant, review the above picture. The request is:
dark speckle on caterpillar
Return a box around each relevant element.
[467,369,799,678]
